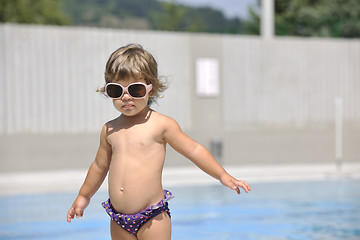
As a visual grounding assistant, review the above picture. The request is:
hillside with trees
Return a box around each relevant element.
[1,0,359,37]
[0,0,244,34]
[0,0,71,25]
[61,0,244,34]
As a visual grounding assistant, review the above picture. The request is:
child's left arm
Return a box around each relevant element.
[163,117,251,194]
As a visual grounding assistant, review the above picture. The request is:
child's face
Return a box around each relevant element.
[110,77,152,117]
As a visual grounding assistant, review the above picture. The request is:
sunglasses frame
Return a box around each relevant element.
[105,82,153,99]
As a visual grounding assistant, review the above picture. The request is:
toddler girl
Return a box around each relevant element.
[67,43,251,240]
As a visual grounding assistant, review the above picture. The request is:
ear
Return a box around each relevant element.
[149,90,154,98]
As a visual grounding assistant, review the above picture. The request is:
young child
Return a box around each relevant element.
[67,43,251,240]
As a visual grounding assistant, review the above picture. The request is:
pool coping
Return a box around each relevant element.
[1,163,359,196]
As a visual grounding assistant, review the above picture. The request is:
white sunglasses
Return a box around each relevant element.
[105,82,152,99]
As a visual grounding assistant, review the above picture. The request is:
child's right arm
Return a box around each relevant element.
[67,124,112,223]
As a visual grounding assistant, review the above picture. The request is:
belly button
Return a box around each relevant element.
[120,187,124,192]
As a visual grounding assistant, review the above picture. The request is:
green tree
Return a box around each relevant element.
[243,3,261,35]
[150,2,243,34]
[244,0,360,38]
[0,0,71,25]
[62,0,160,29]
[150,1,186,31]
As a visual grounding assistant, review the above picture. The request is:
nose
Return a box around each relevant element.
[121,91,133,101]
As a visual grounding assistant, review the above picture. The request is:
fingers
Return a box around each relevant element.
[67,206,84,223]
[78,210,84,218]
[67,207,75,223]
[231,179,251,194]
[238,180,251,192]
[220,173,251,195]
[232,186,241,194]
[75,206,84,218]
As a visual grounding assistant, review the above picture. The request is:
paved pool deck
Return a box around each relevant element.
[1,163,359,196]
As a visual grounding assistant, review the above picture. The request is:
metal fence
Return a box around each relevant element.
[1,23,359,134]
[222,37,360,128]
[0,24,192,133]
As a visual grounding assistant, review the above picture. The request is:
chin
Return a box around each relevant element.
[121,110,138,116]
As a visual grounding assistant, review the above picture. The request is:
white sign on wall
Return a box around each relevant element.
[195,58,219,97]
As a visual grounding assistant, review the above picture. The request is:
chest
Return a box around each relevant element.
[107,123,165,152]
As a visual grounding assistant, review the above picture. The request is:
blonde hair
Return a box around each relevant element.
[98,43,167,105]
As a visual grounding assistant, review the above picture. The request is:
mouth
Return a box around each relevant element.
[123,104,134,109]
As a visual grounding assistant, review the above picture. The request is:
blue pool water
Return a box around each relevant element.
[0,179,359,240]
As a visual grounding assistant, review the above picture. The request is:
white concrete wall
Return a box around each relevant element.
[0,24,192,134]
[1,24,360,172]
[1,24,359,134]
[222,37,360,128]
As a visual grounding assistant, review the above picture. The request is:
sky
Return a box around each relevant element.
[173,0,259,19]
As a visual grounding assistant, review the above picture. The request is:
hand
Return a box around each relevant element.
[220,173,251,194]
[67,195,90,223]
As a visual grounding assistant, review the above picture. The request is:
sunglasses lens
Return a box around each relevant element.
[106,84,123,98]
[129,84,147,98]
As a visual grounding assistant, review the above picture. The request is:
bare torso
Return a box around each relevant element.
[106,110,167,214]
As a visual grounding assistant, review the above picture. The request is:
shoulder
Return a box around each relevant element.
[100,117,121,142]
[103,116,121,132]
[151,111,180,129]
[150,112,184,143]
[105,116,121,126]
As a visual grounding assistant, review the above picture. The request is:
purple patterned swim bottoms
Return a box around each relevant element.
[102,190,173,235]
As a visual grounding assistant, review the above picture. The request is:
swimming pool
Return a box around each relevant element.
[1,179,359,240]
